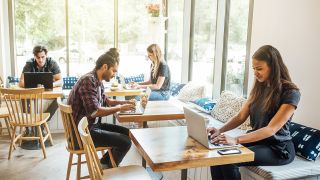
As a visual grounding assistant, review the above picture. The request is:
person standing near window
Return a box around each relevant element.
[208,45,301,180]
[131,44,171,101]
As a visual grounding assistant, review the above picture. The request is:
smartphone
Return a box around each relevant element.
[217,148,241,155]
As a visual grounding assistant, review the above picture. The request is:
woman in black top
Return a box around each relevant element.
[208,45,301,180]
[131,44,171,100]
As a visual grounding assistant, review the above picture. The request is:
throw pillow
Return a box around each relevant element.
[170,82,186,96]
[290,122,320,161]
[211,91,251,130]
[63,76,78,89]
[190,97,217,114]
[176,82,205,102]
[124,74,144,84]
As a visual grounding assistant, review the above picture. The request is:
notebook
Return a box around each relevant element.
[118,87,152,115]
[24,72,53,90]
[183,106,241,149]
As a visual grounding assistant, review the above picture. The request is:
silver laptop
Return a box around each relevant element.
[183,106,241,149]
[118,87,152,115]
[119,74,137,90]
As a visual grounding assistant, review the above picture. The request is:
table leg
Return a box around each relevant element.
[143,121,148,128]
[181,169,187,180]
[142,157,146,168]
[113,96,116,124]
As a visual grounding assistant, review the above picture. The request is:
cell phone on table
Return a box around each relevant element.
[217,148,241,155]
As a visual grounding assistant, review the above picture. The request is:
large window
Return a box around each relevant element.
[14,0,66,76]
[68,0,114,76]
[166,0,183,83]
[118,0,151,78]
[224,0,250,96]
[191,0,217,97]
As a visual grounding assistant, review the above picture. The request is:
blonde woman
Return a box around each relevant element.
[131,44,171,100]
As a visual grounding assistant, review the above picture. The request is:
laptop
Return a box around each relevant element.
[118,87,152,115]
[24,72,53,90]
[119,74,138,90]
[183,106,241,149]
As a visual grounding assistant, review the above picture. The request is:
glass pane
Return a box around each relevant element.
[225,0,249,96]
[14,0,66,76]
[68,0,114,76]
[118,0,165,79]
[191,0,217,97]
[167,0,183,83]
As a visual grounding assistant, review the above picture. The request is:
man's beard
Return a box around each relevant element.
[103,72,112,82]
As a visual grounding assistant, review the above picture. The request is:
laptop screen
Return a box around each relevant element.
[24,72,53,90]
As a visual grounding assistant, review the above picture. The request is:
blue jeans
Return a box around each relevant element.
[135,91,170,101]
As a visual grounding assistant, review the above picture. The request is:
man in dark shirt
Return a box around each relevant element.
[68,49,135,168]
[19,45,61,88]
[19,45,61,122]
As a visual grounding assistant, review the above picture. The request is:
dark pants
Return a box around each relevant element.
[90,123,132,167]
[210,140,295,180]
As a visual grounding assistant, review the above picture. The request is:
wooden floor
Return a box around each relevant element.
[0,121,211,180]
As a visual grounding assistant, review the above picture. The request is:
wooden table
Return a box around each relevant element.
[115,101,185,128]
[105,88,143,97]
[130,126,254,180]
[43,87,64,99]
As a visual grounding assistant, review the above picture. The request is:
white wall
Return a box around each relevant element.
[249,0,320,128]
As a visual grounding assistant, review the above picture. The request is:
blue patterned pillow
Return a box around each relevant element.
[63,76,78,89]
[190,97,216,114]
[290,122,320,161]
[124,74,144,84]
[169,83,186,96]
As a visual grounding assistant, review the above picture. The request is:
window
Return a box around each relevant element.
[224,0,250,96]
[14,0,66,76]
[68,0,114,76]
[191,0,217,97]
[118,0,151,78]
[166,0,183,83]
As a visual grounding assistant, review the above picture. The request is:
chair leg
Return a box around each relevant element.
[8,126,17,160]
[77,154,81,180]
[38,125,47,159]
[44,122,53,145]
[18,126,24,146]
[0,120,3,135]
[66,153,73,180]
[4,117,12,139]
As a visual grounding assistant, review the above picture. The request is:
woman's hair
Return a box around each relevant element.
[147,44,163,79]
[248,45,298,112]
[95,48,119,70]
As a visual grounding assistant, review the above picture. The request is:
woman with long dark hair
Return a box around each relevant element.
[208,45,301,180]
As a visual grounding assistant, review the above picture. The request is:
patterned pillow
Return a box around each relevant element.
[63,76,78,89]
[176,82,205,102]
[290,122,320,161]
[170,83,186,96]
[124,74,144,84]
[190,97,217,114]
[211,91,251,130]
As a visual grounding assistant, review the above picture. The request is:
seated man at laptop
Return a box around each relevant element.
[68,48,135,169]
[19,45,61,88]
[18,45,61,122]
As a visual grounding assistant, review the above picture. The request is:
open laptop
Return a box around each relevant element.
[183,106,241,149]
[118,87,151,115]
[24,72,53,90]
[119,74,138,90]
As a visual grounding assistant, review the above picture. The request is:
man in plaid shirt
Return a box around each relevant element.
[68,48,135,168]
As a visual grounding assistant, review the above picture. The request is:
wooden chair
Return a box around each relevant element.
[0,76,13,137]
[57,98,113,180]
[0,87,53,159]
[78,117,151,180]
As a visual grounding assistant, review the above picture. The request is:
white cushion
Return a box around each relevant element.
[211,91,251,130]
[176,82,205,102]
